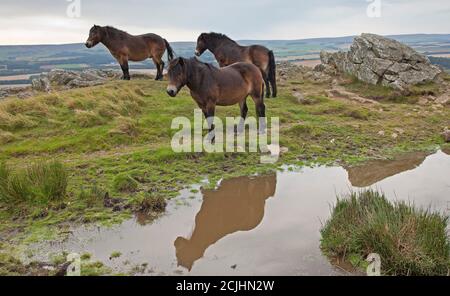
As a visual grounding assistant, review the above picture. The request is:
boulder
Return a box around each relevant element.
[318,33,442,90]
[443,130,450,143]
[31,75,51,92]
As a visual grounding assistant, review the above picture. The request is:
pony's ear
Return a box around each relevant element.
[178,58,184,66]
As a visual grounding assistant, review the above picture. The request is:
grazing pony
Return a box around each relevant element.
[85,25,174,80]
[166,57,266,138]
[195,32,277,98]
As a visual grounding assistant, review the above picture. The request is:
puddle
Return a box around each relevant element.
[31,151,450,276]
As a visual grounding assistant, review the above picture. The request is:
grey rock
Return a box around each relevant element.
[31,75,51,92]
[0,86,33,99]
[44,69,118,89]
[443,130,450,143]
[318,33,442,90]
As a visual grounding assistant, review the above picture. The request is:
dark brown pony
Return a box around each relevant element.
[166,57,266,138]
[85,25,174,80]
[195,32,277,98]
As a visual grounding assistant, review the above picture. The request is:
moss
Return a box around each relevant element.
[321,190,450,276]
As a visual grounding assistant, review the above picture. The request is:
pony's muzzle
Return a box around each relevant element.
[166,85,178,97]
[194,50,201,57]
[85,41,93,48]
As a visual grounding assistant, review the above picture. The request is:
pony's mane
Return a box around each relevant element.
[189,57,218,71]
[103,26,130,38]
[207,32,237,45]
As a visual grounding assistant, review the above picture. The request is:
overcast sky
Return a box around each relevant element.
[0,0,449,45]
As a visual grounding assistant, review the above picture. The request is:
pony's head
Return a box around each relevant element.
[195,33,209,56]
[85,25,103,48]
[166,57,188,97]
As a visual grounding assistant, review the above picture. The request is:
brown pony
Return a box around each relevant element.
[166,57,266,138]
[195,32,277,98]
[85,25,174,80]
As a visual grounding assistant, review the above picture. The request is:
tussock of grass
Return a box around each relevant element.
[0,129,15,144]
[108,117,139,137]
[77,184,105,208]
[134,193,167,214]
[321,190,450,276]
[112,172,140,193]
[74,110,105,128]
[0,161,68,206]
[345,108,371,120]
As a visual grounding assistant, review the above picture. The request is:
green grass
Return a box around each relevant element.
[0,161,68,207]
[321,190,450,276]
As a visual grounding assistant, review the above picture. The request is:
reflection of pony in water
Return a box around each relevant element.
[174,174,277,271]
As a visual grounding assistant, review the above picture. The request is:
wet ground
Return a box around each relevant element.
[31,150,450,276]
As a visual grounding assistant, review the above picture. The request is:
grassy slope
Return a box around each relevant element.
[0,70,449,258]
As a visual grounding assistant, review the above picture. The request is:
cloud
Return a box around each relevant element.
[0,0,448,44]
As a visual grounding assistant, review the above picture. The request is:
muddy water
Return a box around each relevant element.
[34,151,450,276]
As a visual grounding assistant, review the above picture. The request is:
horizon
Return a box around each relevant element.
[1,32,449,47]
[1,0,449,45]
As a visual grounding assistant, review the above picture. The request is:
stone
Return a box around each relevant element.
[417,97,429,106]
[443,130,450,143]
[318,33,442,90]
[435,94,449,105]
[31,75,51,92]
[280,147,289,154]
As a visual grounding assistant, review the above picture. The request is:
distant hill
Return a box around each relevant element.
[1,34,449,84]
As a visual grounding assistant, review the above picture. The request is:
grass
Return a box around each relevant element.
[131,192,167,214]
[321,190,450,276]
[0,67,449,274]
[0,161,68,207]
[110,251,122,259]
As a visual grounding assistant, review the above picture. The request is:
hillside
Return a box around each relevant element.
[1,34,449,85]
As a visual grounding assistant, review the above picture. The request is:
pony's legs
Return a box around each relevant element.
[237,99,248,134]
[203,103,216,143]
[159,61,165,80]
[120,59,130,80]
[269,72,277,98]
[261,70,271,98]
[152,57,164,81]
[251,91,266,134]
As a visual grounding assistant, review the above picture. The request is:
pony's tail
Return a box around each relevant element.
[164,39,174,62]
[268,50,277,98]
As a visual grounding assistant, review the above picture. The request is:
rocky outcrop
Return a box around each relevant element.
[0,86,34,100]
[318,33,442,90]
[31,69,120,92]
